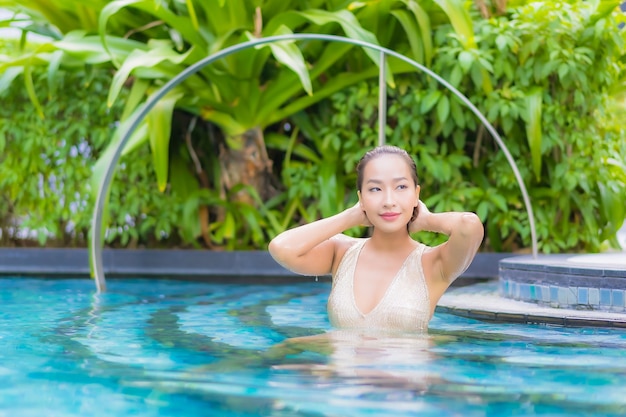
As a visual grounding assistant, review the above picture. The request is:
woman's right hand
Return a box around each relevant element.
[348,202,372,228]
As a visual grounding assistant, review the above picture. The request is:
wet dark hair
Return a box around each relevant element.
[356,145,420,224]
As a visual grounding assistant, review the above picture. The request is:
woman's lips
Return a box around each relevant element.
[380,212,400,221]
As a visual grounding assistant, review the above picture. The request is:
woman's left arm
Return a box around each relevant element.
[409,201,484,283]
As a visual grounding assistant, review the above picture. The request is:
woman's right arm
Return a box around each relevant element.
[268,204,367,276]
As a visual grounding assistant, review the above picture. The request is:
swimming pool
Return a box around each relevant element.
[2,277,626,416]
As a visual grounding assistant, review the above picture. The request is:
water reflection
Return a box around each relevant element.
[268,330,444,391]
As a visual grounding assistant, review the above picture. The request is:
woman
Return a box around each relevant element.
[268,145,484,332]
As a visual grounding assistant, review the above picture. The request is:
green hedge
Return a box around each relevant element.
[2,1,625,252]
[0,50,185,247]
[270,2,626,253]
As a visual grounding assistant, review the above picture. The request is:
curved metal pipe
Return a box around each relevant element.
[378,50,387,146]
[91,33,538,292]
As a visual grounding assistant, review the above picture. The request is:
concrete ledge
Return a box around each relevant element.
[499,253,626,311]
[438,282,626,328]
[0,248,511,281]
[500,254,626,279]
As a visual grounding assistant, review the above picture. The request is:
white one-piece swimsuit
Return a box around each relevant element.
[327,239,432,333]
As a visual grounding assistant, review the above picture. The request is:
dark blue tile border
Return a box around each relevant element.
[498,253,626,311]
[0,248,511,282]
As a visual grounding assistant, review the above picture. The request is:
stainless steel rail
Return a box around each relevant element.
[91,33,538,292]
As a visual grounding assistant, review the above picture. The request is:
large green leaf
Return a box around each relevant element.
[432,0,492,92]
[197,0,250,36]
[298,9,388,73]
[45,49,63,98]
[390,9,425,64]
[250,25,312,95]
[199,107,247,136]
[270,26,312,94]
[263,58,415,126]
[147,90,184,192]
[99,0,206,64]
[525,88,543,181]
[12,0,84,33]
[404,0,433,66]
[22,60,44,118]
[120,78,150,121]
[432,0,475,48]
[91,121,150,195]
[598,182,626,237]
[106,40,193,107]
[54,31,147,64]
[0,67,23,95]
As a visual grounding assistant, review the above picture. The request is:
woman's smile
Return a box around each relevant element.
[380,212,401,221]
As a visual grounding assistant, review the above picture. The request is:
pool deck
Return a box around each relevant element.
[439,252,626,328]
[438,282,626,328]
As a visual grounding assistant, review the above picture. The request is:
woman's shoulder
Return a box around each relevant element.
[333,234,369,252]
[331,233,364,245]
[330,235,366,273]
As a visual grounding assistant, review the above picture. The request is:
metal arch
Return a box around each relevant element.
[378,50,387,147]
[91,33,538,292]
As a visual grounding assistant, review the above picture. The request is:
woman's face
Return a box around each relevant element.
[358,154,419,232]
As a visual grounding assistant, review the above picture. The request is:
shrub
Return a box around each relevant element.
[275,1,626,253]
[0,43,185,247]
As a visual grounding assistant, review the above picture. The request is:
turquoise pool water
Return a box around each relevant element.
[2,278,626,416]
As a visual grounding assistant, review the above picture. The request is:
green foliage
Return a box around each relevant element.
[276,0,626,253]
[0,44,185,247]
[0,0,438,254]
[1,1,625,253]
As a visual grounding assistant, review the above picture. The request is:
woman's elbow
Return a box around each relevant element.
[268,234,295,264]
[268,236,284,260]
[460,213,484,244]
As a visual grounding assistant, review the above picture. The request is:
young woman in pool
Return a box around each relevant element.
[268,145,484,332]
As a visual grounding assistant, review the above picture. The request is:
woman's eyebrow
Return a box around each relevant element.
[366,177,408,184]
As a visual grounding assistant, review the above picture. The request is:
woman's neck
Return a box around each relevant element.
[368,229,415,252]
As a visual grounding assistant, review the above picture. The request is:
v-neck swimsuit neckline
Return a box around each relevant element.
[327,239,431,333]
[350,241,420,317]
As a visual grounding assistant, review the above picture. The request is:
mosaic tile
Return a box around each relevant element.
[600,288,612,306]
[589,288,600,305]
[533,285,541,301]
[498,281,507,297]
[567,287,577,305]
[558,287,569,305]
[520,284,531,300]
[612,289,624,308]
[550,286,559,302]
[541,285,550,302]
[578,287,589,305]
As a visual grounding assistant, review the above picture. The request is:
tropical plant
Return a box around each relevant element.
[2,0,625,254]
[1,0,438,248]
[280,0,626,253]
[0,49,188,247]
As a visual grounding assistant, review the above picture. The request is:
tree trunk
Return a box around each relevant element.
[218,126,279,204]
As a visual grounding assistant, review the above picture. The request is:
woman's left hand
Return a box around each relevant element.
[408,200,431,233]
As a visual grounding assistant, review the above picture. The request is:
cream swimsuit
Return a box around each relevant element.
[327,239,431,332]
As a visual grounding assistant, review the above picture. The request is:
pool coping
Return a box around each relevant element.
[499,253,626,311]
[437,282,626,328]
[0,248,510,282]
